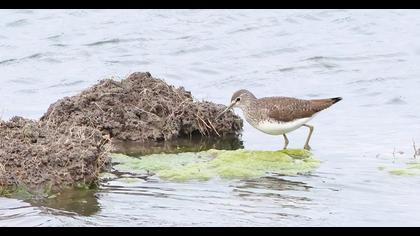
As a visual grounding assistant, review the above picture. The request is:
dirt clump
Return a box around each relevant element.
[0,72,242,196]
[0,116,110,195]
[40,72,243,142]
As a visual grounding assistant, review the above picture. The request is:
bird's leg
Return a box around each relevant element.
[302,124,314,150]
[283,134,289,150]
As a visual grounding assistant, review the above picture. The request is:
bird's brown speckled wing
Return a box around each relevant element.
[262,97,340,122]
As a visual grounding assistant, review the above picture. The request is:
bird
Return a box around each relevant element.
[216,89,342,150]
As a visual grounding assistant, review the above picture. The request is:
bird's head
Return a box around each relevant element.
[216,89,256,119]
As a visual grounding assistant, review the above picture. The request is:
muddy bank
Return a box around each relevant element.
[0,117,110,196]
[111,136,244,156]
[0,72,243,196]
[41,72,243,142]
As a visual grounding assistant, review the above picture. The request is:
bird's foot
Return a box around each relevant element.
[304,144,311,151]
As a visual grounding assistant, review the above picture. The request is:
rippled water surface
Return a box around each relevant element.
[1,9,420,226]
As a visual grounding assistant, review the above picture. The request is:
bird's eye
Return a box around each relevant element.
[236,97,241,102]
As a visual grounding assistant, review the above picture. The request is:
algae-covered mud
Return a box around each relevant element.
[0,117,110,196]
[111,149,319,181]
[386,161,420,176]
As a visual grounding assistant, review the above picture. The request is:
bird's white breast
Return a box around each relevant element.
[254,117,313,135]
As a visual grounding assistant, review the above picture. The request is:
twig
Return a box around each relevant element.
[207,118,221,137]
[133,106,160,118]
[98,92,124,99]
[195,118,206,136]
[139,88,149,97]
[93,102,105,113]
[108,80,124,89]
[392,147,396,163]
[413,139,420,159]
[195,114,211,129]
[0,163,5,175]
[166,99,191,119]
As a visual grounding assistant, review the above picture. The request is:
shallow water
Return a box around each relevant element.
[1,9,420,226]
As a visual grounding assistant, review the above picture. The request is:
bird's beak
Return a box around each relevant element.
[216,101,236,119]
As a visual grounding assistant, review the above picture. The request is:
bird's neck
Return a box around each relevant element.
[238,99,256,119]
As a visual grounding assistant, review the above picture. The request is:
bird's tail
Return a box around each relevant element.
[330,97,343,104]
[310,97,342,112]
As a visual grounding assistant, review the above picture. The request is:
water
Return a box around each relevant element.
[1,9,420,226]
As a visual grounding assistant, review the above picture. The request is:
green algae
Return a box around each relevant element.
[111,149,319,181]
[0,183,101,216]
[389,161,420,176]
[389,169,417,176]
[0,180,98,200]
[29,188,100,216]
[0,185,33,200]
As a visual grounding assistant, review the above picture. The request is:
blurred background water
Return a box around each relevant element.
[1,9,420,226]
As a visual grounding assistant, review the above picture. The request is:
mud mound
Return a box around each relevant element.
[40,72,243,142]
[0,72,243,196]
[0,117,110,195]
